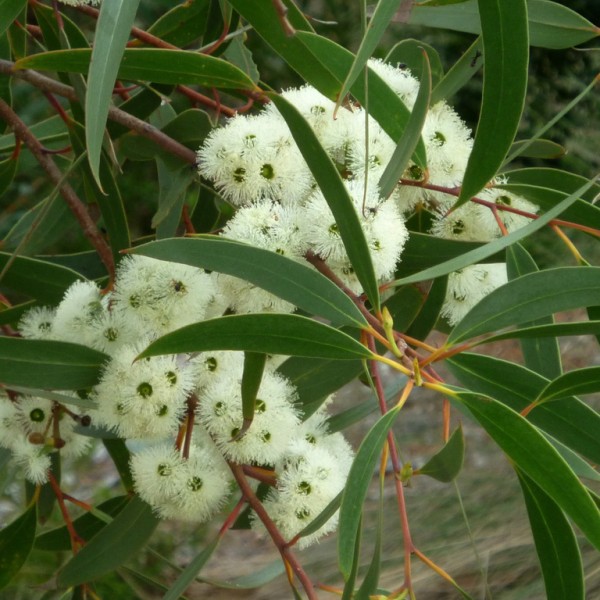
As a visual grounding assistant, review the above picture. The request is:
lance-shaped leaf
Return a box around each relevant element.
[84,0,141,188]
[392,174,598,286]
[237,352,267,439]
[454,392,600,551]
[431,36,482,104]
[517,470,584,600]
[474,320,600,345]
[0,0,25,38]
[227,0,426,166]
[268,93,381,310]
[449,267,600,344]
[0,252,85,304]
[506,139,565,161]
[378,50,431,199]
[506,243,561,380]
[338,406,401,577]
[35,496,128,552]
[416,425,464,482]
[15,48,258,90]
[386,39,444,87]
[536,367,600,404]
[448,353,600,465]
[0,502,36,590]
[455,0,528,208]
[58,495,160,587]
[335,0,405,111]
[0,338,107,389]
[409,0,599,49]
[130,237,366,327]
[137,314,373,361]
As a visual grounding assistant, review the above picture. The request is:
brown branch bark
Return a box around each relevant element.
[0,98,115,280]
[0,59,197,165]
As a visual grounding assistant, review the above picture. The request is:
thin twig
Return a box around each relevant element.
[0,98,115,279]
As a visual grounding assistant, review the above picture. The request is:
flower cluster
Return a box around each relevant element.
[198,59,538,323]
[3,253,353,545]
[2,59,539,549]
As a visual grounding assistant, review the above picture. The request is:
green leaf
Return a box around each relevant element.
[335,0,405,111]
[405,276,448,341]
[391,170,594,285]
[296,491,343,540]
[3,197,78,257]
[268,93,381,311]
[194,559,285,590]
[517,470,584,600]
[0,338,107,389]
[227,0,426,166]
[103,438,134,493]
[447,353,600,465]
[431,36,482,104]
[35,496,128,552]
[409,0,599,49]
[378,50,431,199]
[537,367,600,404]
[455,0,528,208]
[153,162,194,237]
[449,267,600,343]
[278,355,364,419]
[506,244,561,380]
[15,48,258,90]
[338,406,401,577]
[84,0,141,188]
[507,139,565,161]
[223,35,260,83]
[454,392,600,551]
[386,39,443,87]
[57,496,160,587]
[0,502,36,590]
[0,0,25,38]
[239,352,267,438]
[145,0,210,47]
[0,155,17,198]
[0,252,85,304]
[476,320,600,345]
[137,314,374,361]
[130,236,367,327]
[163,537,220,600]
[417,425,464,482]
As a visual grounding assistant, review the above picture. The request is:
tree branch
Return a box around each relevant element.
[0,59,197,165]
[0,98,115,280]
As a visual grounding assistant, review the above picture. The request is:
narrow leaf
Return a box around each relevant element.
[0,252,85,304]
[506,243,561,380]
[57,496,160,587]
[386,39,444,86]
[163,537,220,600]
[85,0,141,187]
[15,48,258,90]
[517,470,584,600]
[456,0,528,208]
[393,175,598,286]
[448,353,600,465]
[378,50,431,199]
[454,392,600,551]
[431,36,482,104]
[475,320,600,345]
[268,93,381,310]
[335,0,404,111]
[0,338,107,389]
[130,237,366,327]
[137,314,373,361]
[449,267,600,343]
[338,406,401,577]
[0,503,36,590]
[238,352,267,438]
[417,425,465,482]
[537,367,600,404]
[507,139,565,161]
[0,0,25,38]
